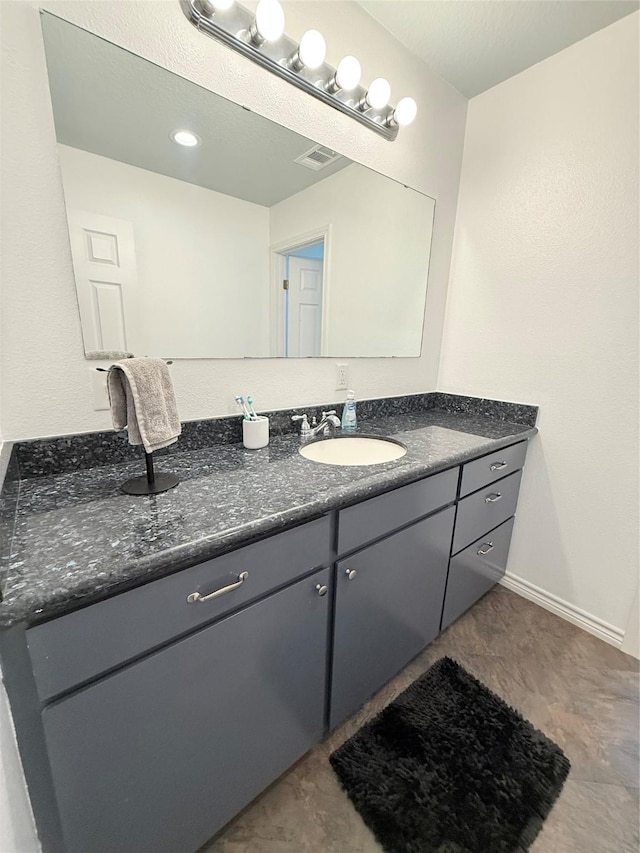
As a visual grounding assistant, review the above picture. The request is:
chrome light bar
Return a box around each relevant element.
[181,0,417,141]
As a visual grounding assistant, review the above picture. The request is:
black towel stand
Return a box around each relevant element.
[120,451,179,496]
[98,360,180,496]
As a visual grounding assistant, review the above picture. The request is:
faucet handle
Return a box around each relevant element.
[292,414,311,436]
[322,410,337,418]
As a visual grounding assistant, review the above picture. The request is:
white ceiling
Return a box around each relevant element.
[41,14,350,207]
[359,0,639,98]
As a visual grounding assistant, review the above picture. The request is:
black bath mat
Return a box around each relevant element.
[330,657,570,853]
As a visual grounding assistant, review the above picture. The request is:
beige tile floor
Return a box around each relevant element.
[202,587,639,853]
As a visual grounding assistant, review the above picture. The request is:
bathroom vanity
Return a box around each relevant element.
[0,398,535,853]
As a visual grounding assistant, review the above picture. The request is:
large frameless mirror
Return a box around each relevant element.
[41,13,435,358]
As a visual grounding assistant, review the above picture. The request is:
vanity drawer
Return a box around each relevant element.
[452,469,522,555]
[337,468,458,556]
[27,515,331,702]
[460,440,527,497]
[441,517,514,630]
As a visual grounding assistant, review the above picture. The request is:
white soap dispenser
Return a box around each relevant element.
[341,390,357,431]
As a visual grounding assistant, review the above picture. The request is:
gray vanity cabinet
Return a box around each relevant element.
[330,506,455,730]
[2,438,535,853]
[41,567,331,853]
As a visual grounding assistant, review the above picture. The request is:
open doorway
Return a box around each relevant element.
[270,229,330,357]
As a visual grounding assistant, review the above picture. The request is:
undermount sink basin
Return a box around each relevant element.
[299,435,407,466]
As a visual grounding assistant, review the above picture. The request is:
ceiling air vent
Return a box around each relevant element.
[294,145,342,171]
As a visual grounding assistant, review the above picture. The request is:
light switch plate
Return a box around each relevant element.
[91,368,110,411]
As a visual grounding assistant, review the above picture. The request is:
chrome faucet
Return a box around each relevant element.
[312,410,341,436]
[292,410,341,439]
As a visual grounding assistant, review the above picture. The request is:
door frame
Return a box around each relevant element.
[269,225,331,357]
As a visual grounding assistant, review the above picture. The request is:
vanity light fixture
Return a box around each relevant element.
[181,0,417,140]
[169,129,201,146]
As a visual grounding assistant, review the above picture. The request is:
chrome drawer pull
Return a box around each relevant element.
[477,542,494,556]
[316,584,328,597]
[489,461,508,471]
[187,572,249,604]
[345,568,357,581]
[485,492,502,503]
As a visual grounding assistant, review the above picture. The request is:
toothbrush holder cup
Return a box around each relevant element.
[243,416,269,450]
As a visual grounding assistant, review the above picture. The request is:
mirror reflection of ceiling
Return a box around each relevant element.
[41,13,351,207]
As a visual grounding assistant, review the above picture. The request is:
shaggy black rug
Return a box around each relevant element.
[330,657,570,853]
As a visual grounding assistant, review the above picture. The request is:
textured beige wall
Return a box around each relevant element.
[439,14,639,631]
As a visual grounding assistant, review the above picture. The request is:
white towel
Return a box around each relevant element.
[107,358,181,454]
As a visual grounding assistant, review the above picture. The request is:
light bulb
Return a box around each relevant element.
[365,77,391,110]
[170,129,201,147]
[335,55,361,91]
[298,30,326,70]
[200,0,234,14]
[392,97,417,127]
[393,96,417,126]
[252,0,285,43]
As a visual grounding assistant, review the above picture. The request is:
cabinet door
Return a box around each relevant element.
[42,568,330,853]
[330,508,454,730]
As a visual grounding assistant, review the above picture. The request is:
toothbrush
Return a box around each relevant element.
[247,395,258,420]
[235,395,252,420]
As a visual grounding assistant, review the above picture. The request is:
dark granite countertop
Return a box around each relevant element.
[0,409,537,628]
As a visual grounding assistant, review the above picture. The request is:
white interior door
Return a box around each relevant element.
[67,209,140,354]
[287,256,323,357]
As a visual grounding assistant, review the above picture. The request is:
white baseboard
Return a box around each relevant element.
[500,572,625,649]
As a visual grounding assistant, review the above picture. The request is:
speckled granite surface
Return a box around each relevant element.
[13,393,538,479]
[0,407,537,628]
[0,448,19,573]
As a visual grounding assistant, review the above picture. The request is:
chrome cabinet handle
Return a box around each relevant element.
[485,492,502,503]
[187,572,248,603]
[489,461,508,471]
[477,542,494,556]
[316,583,328,597]
[345,568,357,581]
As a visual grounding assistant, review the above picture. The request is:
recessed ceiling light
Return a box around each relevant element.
[170,129,201,147]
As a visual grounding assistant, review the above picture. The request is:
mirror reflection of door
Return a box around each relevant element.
[283,240,324,357]
[67,209,141,356]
